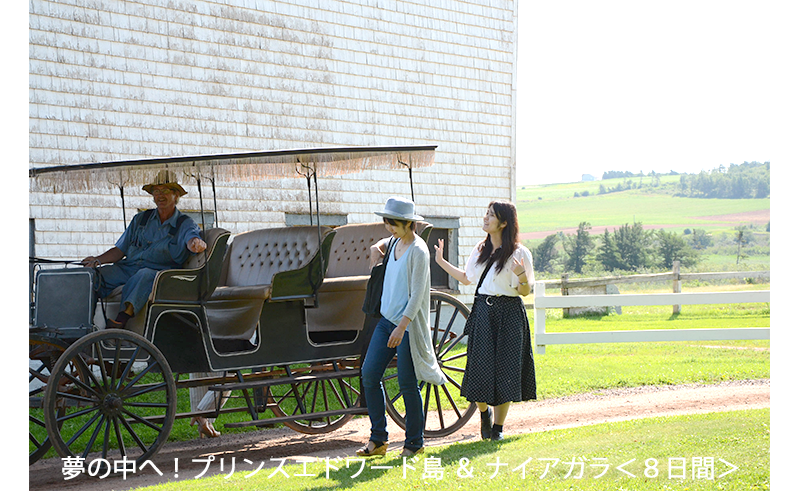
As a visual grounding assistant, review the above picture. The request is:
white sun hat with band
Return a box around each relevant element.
[375,196,424,222]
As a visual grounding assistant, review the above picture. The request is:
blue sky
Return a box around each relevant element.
[515,0,797,186]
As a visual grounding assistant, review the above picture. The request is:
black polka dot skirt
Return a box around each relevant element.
[460,294,537,406]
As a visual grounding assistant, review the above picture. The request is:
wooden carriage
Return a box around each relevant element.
[29,146,474,466]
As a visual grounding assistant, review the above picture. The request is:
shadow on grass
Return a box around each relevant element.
[298,438,513,490]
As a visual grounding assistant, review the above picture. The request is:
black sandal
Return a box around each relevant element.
[400,446,424,457]
[356,440,388,457]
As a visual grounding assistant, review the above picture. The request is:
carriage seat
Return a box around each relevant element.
[306,221,432,333]
[99,227,231,335]
[205,225,333,340]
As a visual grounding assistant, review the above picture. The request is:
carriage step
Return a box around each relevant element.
[223,406,367,429]
[31,395,90,409]
[207,368,360,392]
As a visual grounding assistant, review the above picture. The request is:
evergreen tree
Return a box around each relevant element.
[564,222,594,273]
[533,234,560,273]
[614,222,651,270]
[734,225,751,265]
[689,228,713,250]
[654,229,699,269]
[596,229,623,271]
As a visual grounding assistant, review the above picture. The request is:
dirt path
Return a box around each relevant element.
[28,379,769,491]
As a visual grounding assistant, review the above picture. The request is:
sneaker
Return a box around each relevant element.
[491,425,504,441]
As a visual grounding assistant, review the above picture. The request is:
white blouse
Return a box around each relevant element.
[465,242,534,296]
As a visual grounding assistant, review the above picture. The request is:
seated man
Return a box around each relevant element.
[81,170,207,328]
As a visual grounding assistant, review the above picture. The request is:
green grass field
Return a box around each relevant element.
[532,298,770,398]
[135,409,770,491]
[514,178,770,274]
[516,190,769,234]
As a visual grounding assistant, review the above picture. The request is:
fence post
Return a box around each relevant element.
[561,273,569,318]
[533,281,546,355]
[673,260,681,314]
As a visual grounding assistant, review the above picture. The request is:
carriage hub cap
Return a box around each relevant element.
[103,394,124,412]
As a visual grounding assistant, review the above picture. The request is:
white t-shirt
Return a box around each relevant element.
[380,239,411,324]
[465,242,534,296]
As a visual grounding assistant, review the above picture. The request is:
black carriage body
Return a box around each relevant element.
[33,267,97,338]
[144,225,372,373]
[148,300,372,374]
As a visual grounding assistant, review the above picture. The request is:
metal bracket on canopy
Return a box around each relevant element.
[191,171,212,300]
[201,166,219,228]
[296,162,324,308]
[397,159,415,202]
[118,184,127,227]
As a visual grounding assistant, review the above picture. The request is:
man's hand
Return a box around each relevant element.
[80,247,124,268]
[187,237,207,253]
[81,256,101,268]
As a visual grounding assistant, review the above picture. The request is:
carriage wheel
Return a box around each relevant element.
[384,291,477,437]
[267,360,361,434]
[29,333,70,465]
[43,330,176,466]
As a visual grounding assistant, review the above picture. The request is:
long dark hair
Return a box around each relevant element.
[477,200,520,272]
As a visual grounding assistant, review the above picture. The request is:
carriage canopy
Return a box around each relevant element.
[29,145,437,193]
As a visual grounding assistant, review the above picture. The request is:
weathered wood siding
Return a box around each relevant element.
[29,0,518,296]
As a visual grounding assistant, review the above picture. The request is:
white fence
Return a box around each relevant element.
[531,282,770,354]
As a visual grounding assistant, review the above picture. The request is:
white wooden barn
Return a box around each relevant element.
[29,0,519,299]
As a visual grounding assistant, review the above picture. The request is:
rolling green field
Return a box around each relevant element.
[516,178,769,234]
[514,177,770,273]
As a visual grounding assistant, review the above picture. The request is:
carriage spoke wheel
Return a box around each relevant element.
[267,360,361,434]
[29,333,71,465]
[384,291,477,437]
[43,330,176,466]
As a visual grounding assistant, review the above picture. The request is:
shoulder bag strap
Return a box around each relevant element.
[475,254,496,296]
[385,237,398,262]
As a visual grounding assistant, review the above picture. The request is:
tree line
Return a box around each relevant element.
[675,162,769,199]
[532,222,738,275]
[598,162,769,199]
[601,170,679,180]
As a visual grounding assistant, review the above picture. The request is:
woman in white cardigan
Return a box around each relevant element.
[357,197,445,458]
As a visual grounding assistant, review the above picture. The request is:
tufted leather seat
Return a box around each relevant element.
[306,222,392,332]
[305,221,431,333]
[220,227,323,289]
[206,226,332,340]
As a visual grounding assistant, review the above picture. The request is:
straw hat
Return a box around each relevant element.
[142,170,187,196]
[375,196,423,222]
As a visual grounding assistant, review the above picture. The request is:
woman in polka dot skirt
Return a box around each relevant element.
[434,200,537,440]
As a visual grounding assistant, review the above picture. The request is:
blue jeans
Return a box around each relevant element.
[361,317,424,451]
[96,262,160,315]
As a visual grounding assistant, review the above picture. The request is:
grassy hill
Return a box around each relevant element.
[517,177,769,234]
[515,178,770,273]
